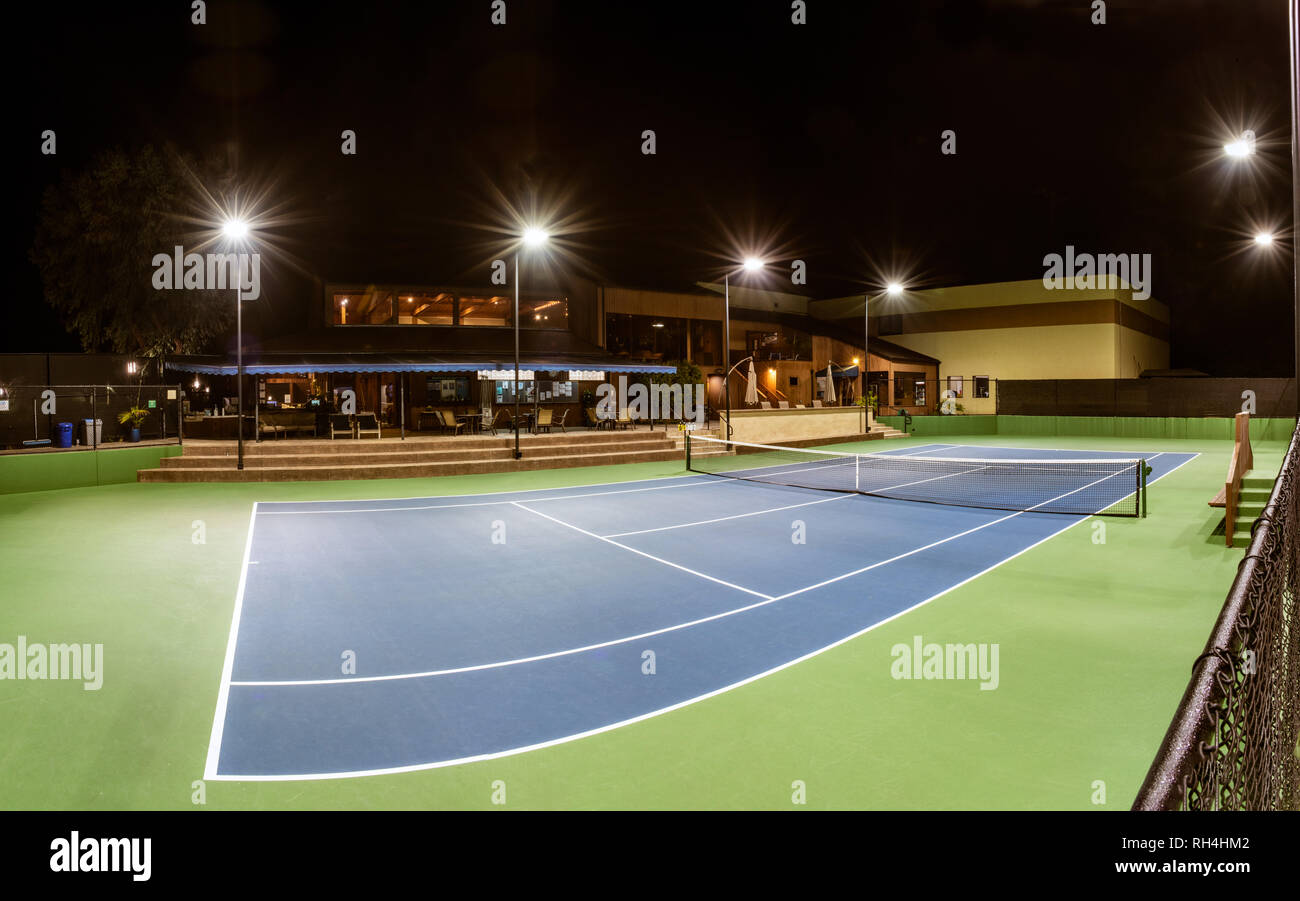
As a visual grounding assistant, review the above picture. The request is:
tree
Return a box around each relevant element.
[29,143,235,367]
[649,359,707,423]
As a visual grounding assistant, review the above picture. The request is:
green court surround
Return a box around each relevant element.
[0,430,1285,809]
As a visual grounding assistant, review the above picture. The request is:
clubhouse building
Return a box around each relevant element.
[1,271,1170,446]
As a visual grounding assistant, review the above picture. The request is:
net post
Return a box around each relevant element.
[685,432,692,472]
[1140,459,1147,518]
[855,453,860,492]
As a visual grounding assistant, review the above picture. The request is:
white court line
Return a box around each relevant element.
[256,475,734,515]
[884,444,959,456]
[938,442,1171,458]
[511,501,773,600]
[602,492,854,538]
[253,470,700,509]
[210,451,1201,780]
[202,503,260,781]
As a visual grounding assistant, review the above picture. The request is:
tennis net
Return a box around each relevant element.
[685,435,1146,517]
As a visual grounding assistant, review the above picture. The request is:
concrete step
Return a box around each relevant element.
[217,429,675,456]
[139,446,689,482]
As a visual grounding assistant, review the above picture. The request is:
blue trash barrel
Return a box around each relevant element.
[55,422,75,448]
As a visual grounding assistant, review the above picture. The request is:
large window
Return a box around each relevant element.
[427,377,470,403]
[690,320,723,366]
[974,376,991,398]
[520,297,568,328]
[458,295,510,326]
[745,327,810,361]
[329,288,567,329]
[332,291,393,325]
[894,370,926,406]
[492,378,575,405]
[400,293,455,325]
[494,381,535,405]
[605,314,687,361]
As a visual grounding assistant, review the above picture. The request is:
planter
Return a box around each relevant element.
[129,428,141,443]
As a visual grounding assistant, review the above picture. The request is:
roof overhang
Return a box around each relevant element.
[165,355,677,376]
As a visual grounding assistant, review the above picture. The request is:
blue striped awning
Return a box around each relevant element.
[166,357,678,376]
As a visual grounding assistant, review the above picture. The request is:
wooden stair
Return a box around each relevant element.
[1215,474,1272,549]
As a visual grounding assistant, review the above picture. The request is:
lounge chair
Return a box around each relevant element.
[329,413,353,439]
[355,412,382,439]
[439,410,465,435]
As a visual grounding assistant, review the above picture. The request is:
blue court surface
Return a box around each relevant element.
[204,443,1196,780]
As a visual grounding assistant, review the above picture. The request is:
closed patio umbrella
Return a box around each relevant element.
[745,360,758,406]
[825,363,836,404]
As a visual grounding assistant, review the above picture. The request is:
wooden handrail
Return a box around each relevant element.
[1224,411,1253,547]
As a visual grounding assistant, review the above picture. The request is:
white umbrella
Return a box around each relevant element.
[825,363,836,404]
[745,360,758,405]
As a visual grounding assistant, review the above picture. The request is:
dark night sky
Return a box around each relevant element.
[12,0,1297,374]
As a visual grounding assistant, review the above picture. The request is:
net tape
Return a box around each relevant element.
[687,435,1144,517]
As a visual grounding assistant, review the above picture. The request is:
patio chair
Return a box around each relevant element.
[554,408,568,433]
[355,412,382,439]
[615,410,635,430]
[533,408,553,433]
[812,399,823,408]
[480,408,499,436]
[778,400,790,409]
[329,413,354,439]
[439,410,465,435]
[584,408,605,430]
[760,401,772,410]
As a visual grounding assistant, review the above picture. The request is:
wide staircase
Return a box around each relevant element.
[138,428,725,483]
[870,421,907,439]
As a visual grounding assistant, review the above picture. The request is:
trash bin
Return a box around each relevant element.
[55,422,74,448]
[82,419,103,446]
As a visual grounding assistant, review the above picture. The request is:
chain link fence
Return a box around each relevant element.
[0,384,184,450]
[1134,422,1300,810]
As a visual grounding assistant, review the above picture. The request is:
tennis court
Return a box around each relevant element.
[205,441,1196,780]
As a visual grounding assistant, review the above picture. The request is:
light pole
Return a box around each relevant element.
[865,282,904,414]
[221,218,251,470]
[1291,0,1300,417]
[722,257,765,441]
[514,226,549,459]
[1221,105,1298,416]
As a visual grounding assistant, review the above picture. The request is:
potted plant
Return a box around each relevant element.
[118,407,149,442]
